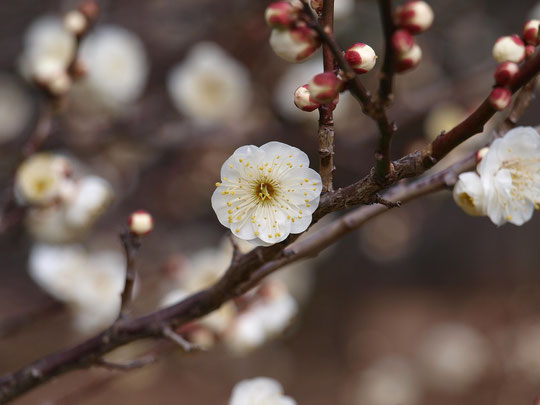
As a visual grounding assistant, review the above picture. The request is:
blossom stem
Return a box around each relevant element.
[318,0,336,193]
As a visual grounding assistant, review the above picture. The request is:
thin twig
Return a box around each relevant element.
[119,231,142,317]
[377,0,396,105]
[498,74,538,135]
[93,355,156,371]
[162,326,203,352]
[318,0,336,193]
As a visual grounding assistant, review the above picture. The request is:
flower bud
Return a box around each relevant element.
[64,10,88,36]
[344,43,377,74]
[526,45,536,58]
[269,27,320,63]
[294,84,321,112]
[494,62,519,86]
[476,147,489,163]
[492,35,526,63]
[78,0,99,22]
[394,0,434,34]
[395,43,422,73]
[128,210,154,235]
[523,19,540,46]
[392,29,415,54]
[308,72,343,103]
[33,58,65,85]
[265,2,298,29]
[488,87,512,111]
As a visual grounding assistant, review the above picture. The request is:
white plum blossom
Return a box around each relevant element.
[453,172,485,217]
[454,127,540,226]
[79,25,149,109]
[229,377,297,405]
[19,16,75,81]
[29,244,125,334]
[212,142,322,246]
[167,42,252,126]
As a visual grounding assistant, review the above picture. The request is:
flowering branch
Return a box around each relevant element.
[300,2,396,183]
[318,0,336,193]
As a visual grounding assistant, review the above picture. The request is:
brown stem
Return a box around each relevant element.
[377,0,396,105]
[318,0,336,193]
[119,232,142,317]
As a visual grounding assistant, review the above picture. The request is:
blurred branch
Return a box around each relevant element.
[119,231,142,317]
[498,74,538,135]
[318,0,336,193]
[93,356,156,372]
[377,0,396,105]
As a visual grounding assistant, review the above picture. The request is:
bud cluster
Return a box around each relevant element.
[392,1,434,73]
[34,1,99,97]
[488,19,539,111]
[265,1,321,63]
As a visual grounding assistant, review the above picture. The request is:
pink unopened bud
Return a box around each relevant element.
[294,84,321,112]
[492,35,526,63]
[395,43,422,73]
[523,19,540,46]
[308,73,343,104]
[269,26,320,63]
[392,29,415,54]
[394,0,434,34]
[494,62,519,86]
[476,147,489,163]
[488,87,512,111]
[344,43,377,74]
[128,210,154,235]
[265,2,298,29]
[526,45,536,58]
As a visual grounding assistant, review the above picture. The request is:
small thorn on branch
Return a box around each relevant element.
[94,355,156,372]
[373,194,401,208]
[162,325,204,353]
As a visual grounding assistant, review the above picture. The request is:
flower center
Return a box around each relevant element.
[257,182,275,201]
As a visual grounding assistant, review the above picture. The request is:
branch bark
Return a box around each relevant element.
[318,0,336,193]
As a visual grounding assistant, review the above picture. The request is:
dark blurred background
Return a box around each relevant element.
[2,0,540,404]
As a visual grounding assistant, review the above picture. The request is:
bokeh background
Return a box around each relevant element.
[2,0,540,404]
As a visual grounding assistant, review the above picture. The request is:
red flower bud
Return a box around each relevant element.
[394,0,434,34]
[269,26,320,62]
[488,87,512,111]
[494,62,519,86]
[392,29,415,54]
[344,43,377,74]
[308,73,343,104]
[294,84,321,112]
[523,19,540,46]
[492,35,526,63]
[395,43,422,73]
[128,210,154,235]
[265,2,298,29]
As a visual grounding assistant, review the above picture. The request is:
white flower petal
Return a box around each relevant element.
[453,172,486,217]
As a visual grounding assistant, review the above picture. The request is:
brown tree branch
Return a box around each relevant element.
[119,231,142,317]
[1,34,540,405]
[317,0,336,193]
[377,0,396,105]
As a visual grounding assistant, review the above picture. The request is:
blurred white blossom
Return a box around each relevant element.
[19,15,75,80]
[352,357,422,405]
[16,153,113,242]
[229,377,297,405]
[0,74,33,143]
[167,42,252,126]
[29,243,125,334]
[417,322,491,393]
[79,25,149,109]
